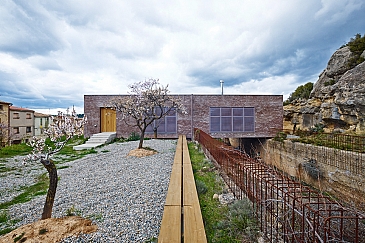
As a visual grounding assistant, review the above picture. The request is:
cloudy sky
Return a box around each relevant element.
[0,0,364,114]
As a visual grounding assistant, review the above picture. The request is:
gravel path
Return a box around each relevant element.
[3,139,176,242]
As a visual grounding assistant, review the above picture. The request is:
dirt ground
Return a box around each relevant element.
[0,148,157,243]
[0,216,97,243]
[127,148,157,157]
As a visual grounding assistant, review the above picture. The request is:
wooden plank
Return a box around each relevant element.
[165,163,182,206]
[181,134,207,242]
[183,163,198,206]
[174,135,183,165]
[158,205,181,243]
[183,205,207,243]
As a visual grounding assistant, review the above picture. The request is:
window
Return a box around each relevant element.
[210,107,255,133]
[40,118,43,126]
[146,108,177,134]
[26,127,31,133]
[0,105,3,110]
[13,127,19,134]
[26,113,31,119]
[13,113,20,119]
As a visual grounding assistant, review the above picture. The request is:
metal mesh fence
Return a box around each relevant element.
[194,128,365,243]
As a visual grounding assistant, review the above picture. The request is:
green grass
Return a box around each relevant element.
[0,210,21,236]
[0,173,48,211]
[188,142,259,242]
[0,144,32,159]
[0,173,48,236]
[0,164,16,174]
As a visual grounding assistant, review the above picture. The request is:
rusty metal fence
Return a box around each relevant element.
[194,129,365,243]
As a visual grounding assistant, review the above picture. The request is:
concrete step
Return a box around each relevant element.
[73,132,116,150]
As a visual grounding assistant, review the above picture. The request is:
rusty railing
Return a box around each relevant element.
[194,128,365,243]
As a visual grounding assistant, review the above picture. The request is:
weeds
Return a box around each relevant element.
[13,232,25,242]
[86,213,103,222]
[188,142,259,242]
[65,205,82,217]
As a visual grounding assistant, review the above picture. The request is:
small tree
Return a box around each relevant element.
[25,109,86,219]
[109,78,187,149]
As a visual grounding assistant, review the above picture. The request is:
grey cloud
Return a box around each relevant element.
[0,1,65,57]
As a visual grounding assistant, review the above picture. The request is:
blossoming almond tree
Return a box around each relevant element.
[109,78,187,149]
[25,109,86,219]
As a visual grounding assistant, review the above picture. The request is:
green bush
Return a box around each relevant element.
[126,132,140,141]
[324,79,336,86]
[346,33,365,69]
[284,82,313,104]
[273,132,287,142]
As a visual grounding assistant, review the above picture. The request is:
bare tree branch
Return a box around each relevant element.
[108,78,187,148]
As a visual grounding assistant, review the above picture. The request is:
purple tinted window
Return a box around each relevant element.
[244,107,254,117]
[221,117,232,131]
[244,116,255,131]
[221,108,231,116]
[233,108,243,116]
[233,117,243,131]
[210,107,255,133]
[210,108,220,116]
[166,117,177,133]
[210,117,220,132]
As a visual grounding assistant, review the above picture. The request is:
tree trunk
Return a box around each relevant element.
[138,130,146,149]
[41,159,58,219]
[153,127,157,139]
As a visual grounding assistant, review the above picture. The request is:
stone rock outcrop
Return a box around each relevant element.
[284,46,365,133]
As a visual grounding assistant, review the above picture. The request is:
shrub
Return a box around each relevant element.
[273,132,287,142]
[284,82,313,104]
[195,179,208,195]
[346,33,365,69]
[126,132,140,141]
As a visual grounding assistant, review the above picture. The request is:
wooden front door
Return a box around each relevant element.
[101,108,116,132]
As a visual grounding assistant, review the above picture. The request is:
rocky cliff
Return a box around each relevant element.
[284,46,365,133]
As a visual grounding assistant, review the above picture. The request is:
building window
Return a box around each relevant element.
[40,118,43,126]
[13,113,20,119]
[210,107,255,133]
[26,113,31,119]
[0,105,3,110]
[13,127,19,134]
[26,127,32,133]
[146,108,177,134]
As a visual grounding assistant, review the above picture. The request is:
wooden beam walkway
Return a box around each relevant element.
[158,135,207,243]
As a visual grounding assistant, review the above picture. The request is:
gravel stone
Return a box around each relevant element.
[3,139,176,242]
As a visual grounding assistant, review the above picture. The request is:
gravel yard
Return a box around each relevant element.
[1,139,176,242]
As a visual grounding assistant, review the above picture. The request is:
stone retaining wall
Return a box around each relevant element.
[258,139,365,211]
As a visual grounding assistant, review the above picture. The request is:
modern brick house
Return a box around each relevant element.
[9,106,35,144]
[84,94,283,140]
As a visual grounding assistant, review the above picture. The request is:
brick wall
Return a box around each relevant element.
[84,94,283,139]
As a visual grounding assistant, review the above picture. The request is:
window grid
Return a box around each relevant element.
[146,108,177,134]
[210,107,255,133]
